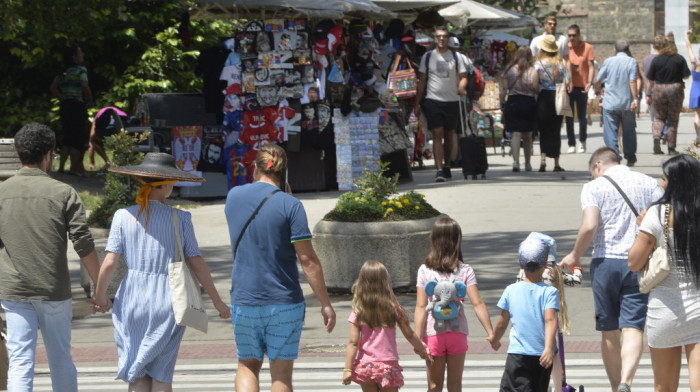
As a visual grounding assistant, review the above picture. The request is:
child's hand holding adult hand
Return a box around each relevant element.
[414,342,434,365]
[539,350,553,369]
[486,335,501,351]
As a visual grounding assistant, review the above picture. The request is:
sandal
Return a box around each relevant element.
[553,166,565,172]
[538,164,546,172]
[617,383,631,392]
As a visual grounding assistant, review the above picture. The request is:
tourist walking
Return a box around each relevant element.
[560,147,663,392]
[225,143,336,391]
[565,24,596,154]
[501,46,539,172]
[629,154,700,392]
[642,36,665,153]
[646,35,690,155]
[685,30,700,146]
[530,16,569,59]
[414,26,468,182]
[342,260,432,390]
[93,152,230,391]
[534,35,569,172]
[596,39,640,166]
[415,217,496,392]
[0,123,100,391]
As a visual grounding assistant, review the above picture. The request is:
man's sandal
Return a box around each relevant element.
[617,383,631,392]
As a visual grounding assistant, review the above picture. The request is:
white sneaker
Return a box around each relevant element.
[578,142,586,153]
[567,146,576,154]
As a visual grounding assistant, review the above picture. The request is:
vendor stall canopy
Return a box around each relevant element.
[189,0,397,20]
[439,0,537,29]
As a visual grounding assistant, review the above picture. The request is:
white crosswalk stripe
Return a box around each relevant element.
[30,359,689,391]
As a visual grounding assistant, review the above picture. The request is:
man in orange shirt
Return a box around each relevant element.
[566,24,596,153]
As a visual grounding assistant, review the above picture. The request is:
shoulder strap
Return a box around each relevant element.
[540,62,555,83]
[171,208,188,268]
[603,175,638,216]
[234,188,282,257]
[425,50,432,76]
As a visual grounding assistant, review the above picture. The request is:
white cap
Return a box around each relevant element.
[448,36,460,49]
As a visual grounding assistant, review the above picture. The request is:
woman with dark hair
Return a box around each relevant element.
[629,154,700,391]
[50,43,93,176]
[501,46,540,172]
[534,35,570,172]
[224,143,336,391]
[646,34,691,155]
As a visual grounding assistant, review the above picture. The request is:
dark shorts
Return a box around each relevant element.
[590,257,648,331]
[59,99,88,149]
[423,98,459,132]
[499,353,552,392]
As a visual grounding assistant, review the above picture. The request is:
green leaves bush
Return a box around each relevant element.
[323,164,440,222]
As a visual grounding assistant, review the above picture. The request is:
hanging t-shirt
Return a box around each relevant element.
[239,109,280,166]
[224,143,252,189]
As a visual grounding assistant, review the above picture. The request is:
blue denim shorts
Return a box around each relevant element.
[231,302,305,361]
[590,257,648,331]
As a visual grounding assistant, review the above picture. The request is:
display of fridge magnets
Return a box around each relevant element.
[300,65,315,84]
[295,32,308,49]
[274,31,297,51]
[255,31,273,53]
[283,68,301,85]
[270,69,285,86]
[265,19,285,32]
[293,49,312,65]
[244,20,264,32]
[242,71,256,93]
[254,67,271,86]
[280,85,304,99]
[256,86,279,107]
[287,19,306,31]
[257,51,272,69]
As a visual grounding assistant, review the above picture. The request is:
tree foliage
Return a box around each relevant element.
[0,0,238,137]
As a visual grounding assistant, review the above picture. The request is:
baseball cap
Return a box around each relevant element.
[525,232,557,262]
[448,37,460,49]
[518,237,549,271]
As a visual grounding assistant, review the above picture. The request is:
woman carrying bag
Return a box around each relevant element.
[93,153,230,392]
[629,154,700,392]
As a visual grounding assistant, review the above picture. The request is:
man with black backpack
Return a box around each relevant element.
[414,26,468,183]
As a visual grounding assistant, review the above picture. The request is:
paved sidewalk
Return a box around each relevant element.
[15,115,699,367]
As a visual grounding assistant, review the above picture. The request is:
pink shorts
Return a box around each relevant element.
[351,359,404,388]
[423,332,469,356]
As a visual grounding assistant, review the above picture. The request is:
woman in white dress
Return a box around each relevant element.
[629,154,700,392]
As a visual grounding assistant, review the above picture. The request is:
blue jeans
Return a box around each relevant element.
[565,87,589,146]
[602,108,637,162]
[1,300,77,392]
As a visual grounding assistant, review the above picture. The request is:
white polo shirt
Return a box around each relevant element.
[580,165,663,259]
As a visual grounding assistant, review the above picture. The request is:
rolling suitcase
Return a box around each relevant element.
[459,98,489,179]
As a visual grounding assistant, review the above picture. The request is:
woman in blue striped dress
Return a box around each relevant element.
[93,153,230,391]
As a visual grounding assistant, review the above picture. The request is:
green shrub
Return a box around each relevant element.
[324,164,441,222]
[87,131,146,228]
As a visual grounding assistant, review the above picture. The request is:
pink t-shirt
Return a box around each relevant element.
[348,310,399,361]
[416,262,477,337]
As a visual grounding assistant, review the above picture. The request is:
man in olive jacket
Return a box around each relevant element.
[0,123,100,391]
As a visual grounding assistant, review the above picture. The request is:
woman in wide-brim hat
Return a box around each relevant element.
[534,34,570,173]
[93,152,230,391]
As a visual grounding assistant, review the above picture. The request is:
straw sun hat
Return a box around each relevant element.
[109,152,205,183]
[540,34,559,53]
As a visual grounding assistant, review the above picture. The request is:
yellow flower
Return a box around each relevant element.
[389,200,395,205]
[354,197,360,201]
[382,201,387,206]
[396,202,403,208]
[421,194,426,198]
[386,208,394,213]
[415,206,420,210]
[403,198,410,205]
[362,199,367,203]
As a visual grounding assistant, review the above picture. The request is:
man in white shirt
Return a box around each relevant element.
[414,26,467,183]
[530,16,569,59]
[560,147,663,392]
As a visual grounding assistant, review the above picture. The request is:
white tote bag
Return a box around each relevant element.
[555,82,573,117]
[168,208,208,333]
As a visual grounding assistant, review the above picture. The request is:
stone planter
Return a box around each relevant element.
[312,214,447,292]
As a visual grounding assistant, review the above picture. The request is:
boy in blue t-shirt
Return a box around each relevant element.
[488,237,559,392]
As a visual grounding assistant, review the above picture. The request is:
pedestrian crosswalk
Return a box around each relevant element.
[32,358,688,391]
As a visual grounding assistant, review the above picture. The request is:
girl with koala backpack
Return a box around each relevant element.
[415,217,497,391]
